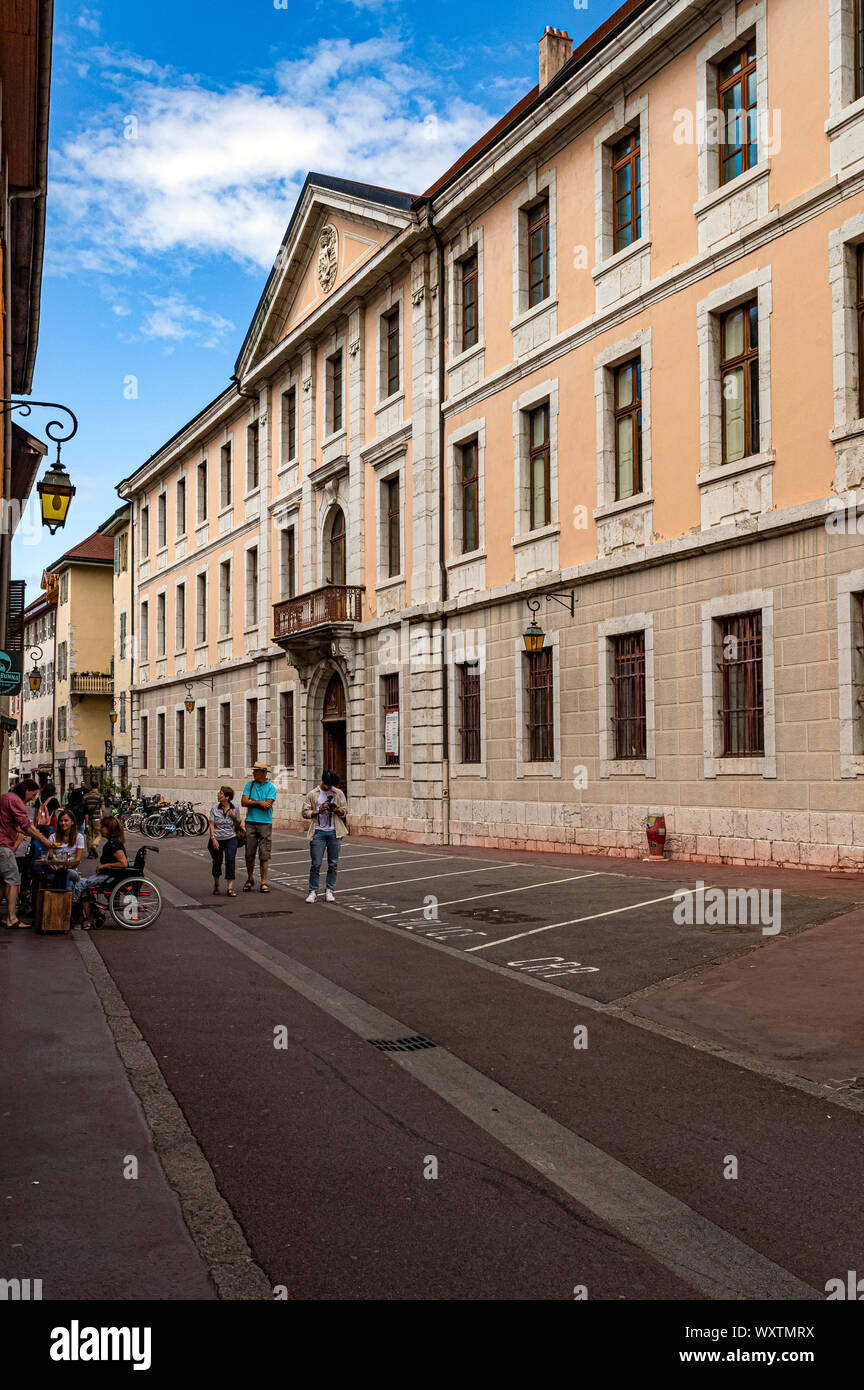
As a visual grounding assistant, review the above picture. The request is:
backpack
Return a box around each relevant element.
[36,799,54,829]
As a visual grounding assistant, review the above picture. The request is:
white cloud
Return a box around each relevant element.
[47,36,495,275]
[77,8,101,36]
[139,294,234,348]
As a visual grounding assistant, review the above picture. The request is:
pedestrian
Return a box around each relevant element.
[241,762,277,892]
[303,770,349,903]
[73,816,128,929]
[66,782,85,832]
[0,779,54,928]
[208,786,242,897]
[82,781,104,858]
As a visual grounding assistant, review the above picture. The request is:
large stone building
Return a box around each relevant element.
[120,0,864,870]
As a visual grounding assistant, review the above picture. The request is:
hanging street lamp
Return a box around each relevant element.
[27,646,44,693]
[0,399,78,533]
[522,590,578,654]
[109,708,118,726]
[184,676,214,713]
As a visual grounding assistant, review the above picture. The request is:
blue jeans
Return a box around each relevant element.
[309,829,341,893]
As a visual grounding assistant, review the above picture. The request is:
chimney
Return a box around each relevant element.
[538,26,573,89]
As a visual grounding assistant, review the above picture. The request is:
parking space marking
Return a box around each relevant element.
[373,871,603,917]
[315,863,527,892]
[274,854,469,879]
[466,885,718,952]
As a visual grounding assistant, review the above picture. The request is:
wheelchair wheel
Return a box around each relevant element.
[108,875,162,929]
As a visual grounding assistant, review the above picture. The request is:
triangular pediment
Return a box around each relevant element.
[236,175,415,378]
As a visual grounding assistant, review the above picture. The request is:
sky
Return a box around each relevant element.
[14,0,623,596]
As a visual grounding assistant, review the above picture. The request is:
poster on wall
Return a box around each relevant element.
[384,710,399,757]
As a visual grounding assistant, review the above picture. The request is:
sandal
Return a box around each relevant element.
[226,888,237,898]
[242,881,254,892]
[259,884,271,893]
[6,918,21,929]
[212,883,221,895]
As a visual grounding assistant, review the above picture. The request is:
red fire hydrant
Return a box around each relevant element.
[646,813,667,859]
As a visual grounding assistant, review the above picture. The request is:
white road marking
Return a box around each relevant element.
[373,872,603,917]
[466,886,717,952]
[275,854,467,878]
[320,863,526,892]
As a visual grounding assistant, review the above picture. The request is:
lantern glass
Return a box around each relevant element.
[184,697,195,713]
[37,466,76,534]
[109,710,118,725]
[29,671,42,692]
[522,621,545,655]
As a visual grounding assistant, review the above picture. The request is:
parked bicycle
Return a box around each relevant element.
[143,801,208,839]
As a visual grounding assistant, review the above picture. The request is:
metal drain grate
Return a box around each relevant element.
[367,1034,436,1053]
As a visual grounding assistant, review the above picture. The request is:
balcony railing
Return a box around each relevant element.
[273,585,364,639]
[71,674,113,696]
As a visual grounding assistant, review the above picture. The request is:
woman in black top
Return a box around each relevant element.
[74,816,128,928]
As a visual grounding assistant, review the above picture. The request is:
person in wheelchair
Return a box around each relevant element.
[73,815,128,929]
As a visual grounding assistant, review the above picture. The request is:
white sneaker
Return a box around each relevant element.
[305,891,317,903]
[325,890,335,903]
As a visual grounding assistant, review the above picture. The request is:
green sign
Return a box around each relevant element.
[0,651,21,696]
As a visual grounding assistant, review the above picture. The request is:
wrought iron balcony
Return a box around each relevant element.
[273,585,364,640]
[70,673,113,696]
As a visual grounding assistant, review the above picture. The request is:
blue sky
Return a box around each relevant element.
[15,0,622,593]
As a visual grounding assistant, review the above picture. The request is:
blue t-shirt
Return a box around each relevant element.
[243,780,277,824]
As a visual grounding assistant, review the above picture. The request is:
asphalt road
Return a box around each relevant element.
[77,832,864,1301]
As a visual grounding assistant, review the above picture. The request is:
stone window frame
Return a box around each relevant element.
[155,707,167,773]
[156,489,168,553]
[243,538,260,632]
[194,701,207,777]
[511,167,558,325]
[139,503,150,561]
[701,588,776,779]
[244,415,261,499]
[139,599,150,664]
[196,457,208,526]
[512,378,560,541]
[447,227,485,366]
[449,649,487,780]
[245,691,261,765]
[218,697,232,776]
[597,612,656,779]
[447,418,486,562]
[376,289,405,408]
[174,579,187,656]
[837,568,864,776]
[318,490,348,588]
[276,679,299,774]
[194,566,208,651]
[697,264,773,474]
[323,335,349,444]
[278,510,300,600]
[175,472,187,541]
[514,630,561,780]
[829,212,864,433]
[138,711,148,769]
[278,375,300,472]
[173,703,187,776]
[593,328,653,513]
[827,0,864,121]
[219,437,234,513]
[593,95,651,271]
[375,650,405,779]
[217,554,233,637]
[694,1,770,205]
[373,451,406,587]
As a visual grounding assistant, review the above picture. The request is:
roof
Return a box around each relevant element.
[22,594,51,622]
[98,501,131,537]
[51,529,115,570]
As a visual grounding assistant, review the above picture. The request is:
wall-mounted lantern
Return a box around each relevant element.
[0,400,78,533]
[522,590,577,654]
[27,646,43,693]
[184,676,214,712]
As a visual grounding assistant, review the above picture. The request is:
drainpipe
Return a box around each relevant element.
[427,206,450,847]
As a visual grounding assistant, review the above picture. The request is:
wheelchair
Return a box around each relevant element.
[74,845,163,930]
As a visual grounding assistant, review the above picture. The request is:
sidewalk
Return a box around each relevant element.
[0,927,216,1300]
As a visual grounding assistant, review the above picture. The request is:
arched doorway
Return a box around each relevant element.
[321,672,347,791]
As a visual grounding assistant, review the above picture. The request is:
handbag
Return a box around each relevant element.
[231,809,246,844]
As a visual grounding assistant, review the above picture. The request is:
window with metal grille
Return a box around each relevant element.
[720,299,759,463]
[614,358,642,500]
[528,404,551,530]
[383,309,400,397]
[461,254,478,350]
[718,37,758,185]
[246,421,259,491]
[612,130,641,252]
[281,387,296,464]
[857,246,864,420]
[384,476,400,577]
[139,714,148,767]
[383,674,399,765]
[527,648,554,762]
[459,663,481,763]
[247,699,258,764]
[329,350,344,434]
[220,702,231,768]
[196,706,206,769]
[280,691,295,769]
[527,198,550,307]
[461,439,479,554]
[719,612,764,756]
[157,712,166,769]
[856,0,864,101]
[611,632,647,759]
[176,709,185,771]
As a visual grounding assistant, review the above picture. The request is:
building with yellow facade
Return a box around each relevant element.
[51,530,115,798]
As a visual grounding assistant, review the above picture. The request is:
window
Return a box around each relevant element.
[157,493,167,549]
[119,692,126,734]
[528,404,551,530]
[196,573,207,645]
[281,388,297,464]
[246,421,259,492]
[220,442,232,508]
[119,610,127,661]
[58,705,67,743]
[219,561,232,634]
[176,709,185,771]
[139,507,149,559]
[220,702,231,767]
[196,706,206,770]
[328,350,344,435]
[247,699,258,763]
[611,632,646,759]
[527,198,550,307]
[614,359,643,500]
[59,571,69,604]
[57,641,67,682]
[45,715,52,748]
[718,37,758,186]
[176,584,186,651]
[720,612,764,756]
[176,477,186,536]
[459,663,481,764]
[156,593,166,658]
[114,536,121,574]
[858,246,864,419]
[39,717,44,753]
[384,477,400,578]
[281,527,296,600]
[245,547,258,627]
[140,601,150,662]
[280,691,295,768]
[382,674,399,766]
[197,460,208,523]
[461,254,478,351]
[720,299,759,462]
[612,130,641,252]
[383,309,400,397]
[140,714,148,768]
[460,440,479,554]
[157,712,166,769]
[119,532,128,571]
[857,0,864,101]
[327,507,346,586]
[526,648,554,762]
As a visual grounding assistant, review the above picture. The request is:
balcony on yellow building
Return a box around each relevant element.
[70,673,113,697]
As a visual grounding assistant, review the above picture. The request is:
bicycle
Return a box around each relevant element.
[143,801,207,838]
[74,846,163,930]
